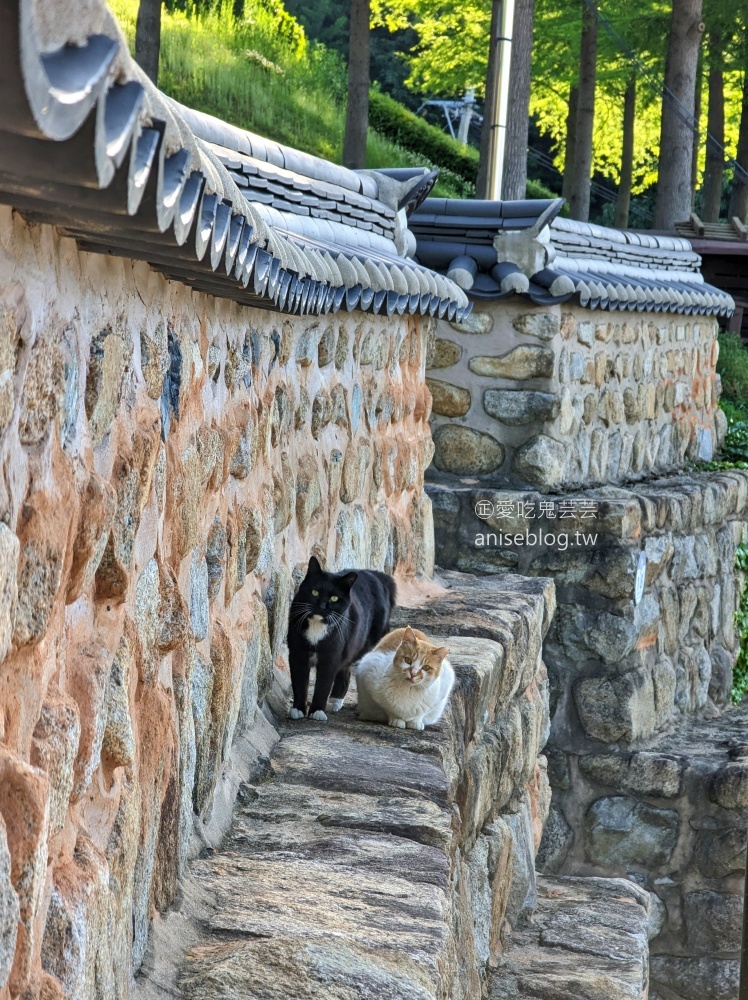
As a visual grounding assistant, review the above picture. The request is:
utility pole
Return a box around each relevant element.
[476,0,515,200]
[457,89,476,145]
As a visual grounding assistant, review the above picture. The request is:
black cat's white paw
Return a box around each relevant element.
[327,698,344,713]
[309,709,328,722]
[288,707,305,720]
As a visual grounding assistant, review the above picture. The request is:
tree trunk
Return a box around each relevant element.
[701,35,724,222]
[342,0,370,170]
[614,78,636,229]
[728,54,748,223]
[691,48,703,207]
[477,0,503,199]
[567,0,597,221]
[562,84,579,203]
[653,0,704,229]
[135,0,162,84]
[502,0,536,200]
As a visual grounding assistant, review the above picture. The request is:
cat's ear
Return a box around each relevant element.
[340,571,358,589]
[433,646,450,661]
[308,555,323,575]
[403,626,416,641]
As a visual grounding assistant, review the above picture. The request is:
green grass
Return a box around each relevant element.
[733,544,748,704]
[110,0,469,197]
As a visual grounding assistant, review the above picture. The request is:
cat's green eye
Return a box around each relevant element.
[311,589,319,596]
[330,595,339,602]
[403,657,412,664]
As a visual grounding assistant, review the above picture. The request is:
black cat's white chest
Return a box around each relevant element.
[304,615,330,646]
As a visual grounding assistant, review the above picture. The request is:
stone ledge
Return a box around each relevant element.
[148,572,554,1000]
[487,875,651,1000]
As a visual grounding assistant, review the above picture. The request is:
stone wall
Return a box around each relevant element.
[0,205,435,1000]
[426,299,724,489]
[427,471,748,998]
[540,711,747,1000]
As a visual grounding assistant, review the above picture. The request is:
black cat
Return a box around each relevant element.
[287,556,396,721]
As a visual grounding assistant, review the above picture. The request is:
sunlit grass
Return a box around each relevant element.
[108,0,467,196]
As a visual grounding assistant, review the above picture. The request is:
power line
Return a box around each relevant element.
[527,145,654,220]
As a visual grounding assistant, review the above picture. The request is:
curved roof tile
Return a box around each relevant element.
[411,197,734,317]
[0,0,468,320]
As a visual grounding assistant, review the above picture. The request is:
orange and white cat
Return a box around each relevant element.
[355,626,454,730]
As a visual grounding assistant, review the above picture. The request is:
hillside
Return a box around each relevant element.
[110,0,476,198]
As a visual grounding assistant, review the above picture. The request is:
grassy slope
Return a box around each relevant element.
[110,0,469,197]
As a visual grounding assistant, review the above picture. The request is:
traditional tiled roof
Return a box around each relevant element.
[412,197,734,317]
[0,0,469,320]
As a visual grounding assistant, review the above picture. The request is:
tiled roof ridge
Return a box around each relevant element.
[411,197,734,317]
[0,0,469,320]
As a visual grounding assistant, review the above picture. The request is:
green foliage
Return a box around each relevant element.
[722,420,748,464]
[717,331,748,413]
[369,90,480,182]
[373,0,748,218]
[732,543,748,703]
[109,0,467,195]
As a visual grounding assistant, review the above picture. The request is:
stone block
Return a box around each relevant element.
[101,629,136,769]
[431,338,461,368]
[206,518,227,600]
[451,310,493,335]
[585,796,678,867]
[0,305,18,436]
[0,747,49,993]
[95,422,161,598]
[513,312,560,341]
[19,332,65,446]
[84,326,131,446]
[30,695,81,835]
[574,665,672,744]
[536,804,573,874]
[189,549,209,642]
[296,458,322,531]
[650,957,738,1000]
[41,837,110,998]
[483,390,559,425]
[710,762,748,809]
[317,324,334,367]
[432,425,504,476]
[427,378,471,417]
[68,638,111,801]
[694,826,747,878]
[683,891,743,954]
[66,473,117,604]
[294,324,320,366]
[513,436,567,489]
[578,752,682,798]
[135,558,160,684]
[0,524,18,665]
[140,322,168,399]
[0,815,18,990]
[469,345,555,380]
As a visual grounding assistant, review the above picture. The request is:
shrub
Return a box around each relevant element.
[369,90,480,184]
[733,543,748,703]
[717,331,748,420]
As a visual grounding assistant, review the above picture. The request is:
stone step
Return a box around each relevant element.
[487,875,651,1000]
[540,704,748,1000]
